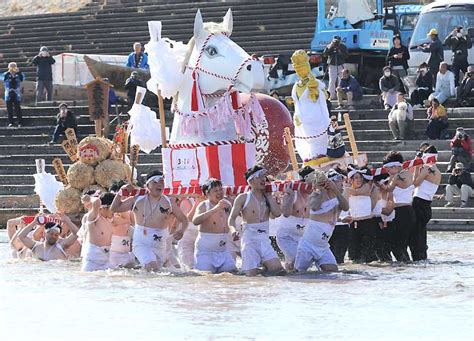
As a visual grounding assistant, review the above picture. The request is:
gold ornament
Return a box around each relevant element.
[291,50,319,102]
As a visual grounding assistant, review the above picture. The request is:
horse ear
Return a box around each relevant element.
[194,9,205,40]
[223,8,233,36]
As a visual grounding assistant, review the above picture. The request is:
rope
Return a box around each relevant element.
[167,140,241,149]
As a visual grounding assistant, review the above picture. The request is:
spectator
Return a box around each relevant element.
[2,62,25,127]
[388,93,413,140]
[124,71,146,106]
[410,62,433,108]
[126,42,149,69]
[418,28,444,86]
[445,163,473,208]
[456,65,474,106]
[379,66,400,110]
[428,62,455,105]
[31,46,55,102]
[447,127,472,172]
[49,103,78,144]
[425,98,448,140]
[444,26,472,86]
[323,35,349,100]
[386,34,410,92]
[335,69,362,110]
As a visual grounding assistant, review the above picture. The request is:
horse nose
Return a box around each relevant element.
[246,64,252,71]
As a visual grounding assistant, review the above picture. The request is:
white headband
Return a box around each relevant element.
[246,169,267,183]
[45,224,61,233]
[363,174,373,181]
[347,169,364,178]
[377,178,389,185]
[146,175,164,185]
[383,161,402,168]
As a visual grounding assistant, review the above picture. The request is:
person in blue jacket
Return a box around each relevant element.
[126,42,149,69]
[3,62,25,127]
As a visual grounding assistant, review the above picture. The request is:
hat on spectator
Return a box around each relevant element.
[456,127,465,132]
[454,162,464,170]
[40,46,49,52]
[58,102,68,109]
[131,71,139,77]
[427,28,438,36]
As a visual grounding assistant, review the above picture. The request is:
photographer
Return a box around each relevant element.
[124,71,146,108]
[49,103,78,144]
[323,35,349,100]
[445,163,473,208]
[447,127,472,172]
[418,28,444,87]
[31,46,55,102]
[444,26,472,86]
[410,62,433,108]
[2,62,25,127]
[456,65,474,106]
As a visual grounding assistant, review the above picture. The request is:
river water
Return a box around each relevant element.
[0,230,473,340]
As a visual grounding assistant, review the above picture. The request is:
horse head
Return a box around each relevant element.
[188,9,265,95]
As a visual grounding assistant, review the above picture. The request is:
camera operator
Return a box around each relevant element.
[445,163,473,208]
[31,46,55,102]
[447,127,472,172]
[456,65,474,106]
[124,71,146,108]
[323,35,349,100]
[444,26,472,86]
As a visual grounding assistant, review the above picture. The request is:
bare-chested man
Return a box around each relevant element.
[17,214,79,261]
[81,192,116,271]
[229,166,284,276]
[411,145,441,261]
[294,168,349,272]
[192,178,236,273]
[110,171,188,271]
[276,166,312,270]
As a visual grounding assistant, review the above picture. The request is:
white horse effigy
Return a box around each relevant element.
[144,9,269,187]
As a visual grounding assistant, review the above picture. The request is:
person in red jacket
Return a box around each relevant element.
[447,127,472,172]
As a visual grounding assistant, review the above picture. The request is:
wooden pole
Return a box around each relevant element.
[129,144,140,184]
[343,113,359,164]
[157,87,167,148]
[283,127,299,172]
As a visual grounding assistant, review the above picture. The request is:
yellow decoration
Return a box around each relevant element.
[294,114,302,127]
[291,50,320,102]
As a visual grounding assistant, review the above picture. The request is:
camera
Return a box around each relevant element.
[416,151,423,158]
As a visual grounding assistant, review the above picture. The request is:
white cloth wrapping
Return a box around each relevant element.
[291,79,330,161]
[145,21,187,99]
[127,87,163,154]
[33,172,64,213]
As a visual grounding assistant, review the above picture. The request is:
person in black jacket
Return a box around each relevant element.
[386,34,410,92]
[444,26,472,86]
[31,46,55,102]
[410,62,433,107]
[418,29,444,87]
[49,103,78,144]
[445,163,473,208]
[124,71,146,108]
[323,36,349,100]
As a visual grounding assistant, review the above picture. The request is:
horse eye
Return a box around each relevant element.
[206,46,218,56]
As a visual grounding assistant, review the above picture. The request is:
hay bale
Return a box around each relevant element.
[67,161,95,190]
[94,159,130,189]
[77,136,111,165]
[55,187,82,214]
[82,185,106,196]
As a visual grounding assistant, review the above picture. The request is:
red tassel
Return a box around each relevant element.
[230,89,241,109]
[191,70,200,112]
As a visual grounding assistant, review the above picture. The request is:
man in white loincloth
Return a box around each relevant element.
[294,169,349,272]
[81,192,116,271]
[192,178,236,273]
[176,196,200,269]
[17,214,79,261]
[110,171,188,272]
[229,165,285,276]
[276,166,312,270]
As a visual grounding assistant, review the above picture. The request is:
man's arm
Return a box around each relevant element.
[265,192,281,218]
[344,183,372,196]
[17,218,40,250]
[31,56,40,65]
[171,199,189,239]
[48,56,56,65]
[110,185,138,213]
[413,166,428,187]
[83,196,100,222]
[192,201,222,226]
[58,214,79,248]
[228,194,245,234]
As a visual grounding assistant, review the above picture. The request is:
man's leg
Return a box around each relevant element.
[6,98,14,125]
[336,87,345,106]
[452,63,461,86]
[36,80,45,103]
[346,91,354,106]
[445,184,461,203]
[52,124,65,142]
[14,100,22,125]
[460,185,473,205]
[398,118,407,139]
[328,65,338,99]
[388,119,399,139]
[45,81,53,101]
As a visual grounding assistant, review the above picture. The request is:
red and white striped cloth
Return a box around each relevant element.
[162,143,256,188]
[371,156,436,176]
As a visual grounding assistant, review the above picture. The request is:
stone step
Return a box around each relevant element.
[351,118,474,130]
[427,219,474,232]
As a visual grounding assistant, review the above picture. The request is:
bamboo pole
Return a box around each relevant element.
[157,87,167,148]
[283,127,299,172]
[343,113,359,164]
[129,144,140,184]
